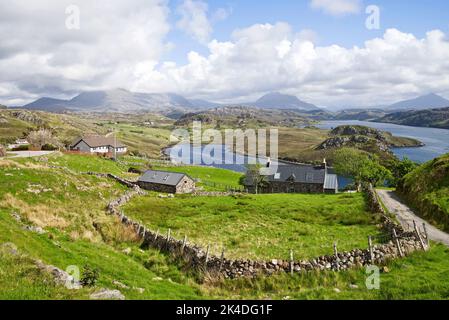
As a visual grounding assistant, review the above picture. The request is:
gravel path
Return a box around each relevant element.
[377,189,449,247]
[6,151,55,158]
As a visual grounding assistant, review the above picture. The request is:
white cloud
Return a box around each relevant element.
[2,2,449,108]
[135,24,449,107]
[310,0,362,16]
[176,0,212,44]
[0,0,170,105]
[176,0,232,44]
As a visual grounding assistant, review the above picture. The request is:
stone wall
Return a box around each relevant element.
[247,182,324,194]
[106,181,428,279]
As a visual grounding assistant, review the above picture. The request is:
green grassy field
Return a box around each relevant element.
[123,193,383,260]
[2,153,449,300]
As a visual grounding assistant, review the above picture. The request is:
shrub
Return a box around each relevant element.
[41,144,58,151]
[12,145,29,151]
[80,265,99,287]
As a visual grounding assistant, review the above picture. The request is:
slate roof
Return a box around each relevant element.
[138,170,190,186]
[71,136,126,148]
[268,164,326,184]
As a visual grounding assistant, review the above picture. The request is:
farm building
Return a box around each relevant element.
[137,170,196,194]
[70,136,127,154]
[244,160,339,194]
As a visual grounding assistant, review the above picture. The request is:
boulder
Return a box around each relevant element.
[90,289,125,300]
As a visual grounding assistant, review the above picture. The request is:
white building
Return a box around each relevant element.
[70,136,127,154]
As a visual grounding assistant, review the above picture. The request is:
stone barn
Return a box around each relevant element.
[137,170,195,194]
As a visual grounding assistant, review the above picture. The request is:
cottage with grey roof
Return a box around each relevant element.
[70,136,127,154]
[137,170,196,194]
[244,159,338,194]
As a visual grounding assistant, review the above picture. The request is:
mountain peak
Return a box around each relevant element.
[389,93,449,110]
[254,92,320,111]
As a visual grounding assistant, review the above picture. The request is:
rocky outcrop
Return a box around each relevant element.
[35,260,82,289]
[316,125,423,152]
[90,288,125,300]
[11,110,44,125]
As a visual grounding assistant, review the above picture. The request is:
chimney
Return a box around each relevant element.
[322,158,327,169]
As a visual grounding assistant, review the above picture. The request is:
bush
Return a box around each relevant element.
[80,265,99,287]
[41,144,58,151]
[12,145,29,151]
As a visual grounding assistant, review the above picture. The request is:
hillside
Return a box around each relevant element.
[2,154,449,299]
[397,153,449,232]
[175,106,308,128]
[376,107,449,129]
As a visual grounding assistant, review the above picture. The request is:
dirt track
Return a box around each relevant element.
[377,189,449,247]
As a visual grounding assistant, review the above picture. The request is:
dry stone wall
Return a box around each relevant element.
[106,181,427,279]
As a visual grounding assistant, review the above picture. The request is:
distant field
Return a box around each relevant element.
[123,193,382,260]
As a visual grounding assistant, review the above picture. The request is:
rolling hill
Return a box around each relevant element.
[376,107,449,129]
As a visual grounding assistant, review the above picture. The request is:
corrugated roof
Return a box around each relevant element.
[324,173,338,190]
[71,136,126,148]
[138,170,188,186]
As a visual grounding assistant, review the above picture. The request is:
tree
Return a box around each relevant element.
[391,157,418,185]
[242,164,269,194]
[334,148,392,189]
[0,144,5,157]
[27,129,59,150]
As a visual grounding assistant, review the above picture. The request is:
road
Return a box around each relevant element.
[6,151,55,158]
[377,189,449,247]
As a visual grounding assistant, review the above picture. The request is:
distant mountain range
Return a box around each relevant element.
[21,89,320,113]
[15,90,449,122]
[388,93,449,111]
[23,89,194,113]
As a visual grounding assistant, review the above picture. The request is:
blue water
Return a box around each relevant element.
[315,120,449,163]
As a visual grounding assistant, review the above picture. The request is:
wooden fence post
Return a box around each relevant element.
[368,236,374,264]
[290,250,294,276]
[166,229,171,245]
[205,245,210,269]
[413,221,427,251]
[219,247,225,272]
[423,223,429,246]
[333,242,340,270]
[392,229,404,257]
[181,235,187,254]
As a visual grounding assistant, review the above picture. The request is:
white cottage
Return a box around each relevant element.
[70,136,127,154]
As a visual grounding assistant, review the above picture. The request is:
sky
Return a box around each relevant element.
[1,0,449,108]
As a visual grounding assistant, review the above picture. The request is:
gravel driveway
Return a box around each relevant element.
[6,151,55,158]
[377,189,449,247]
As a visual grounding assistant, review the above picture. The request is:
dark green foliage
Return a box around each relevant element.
[80,265,99,287]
